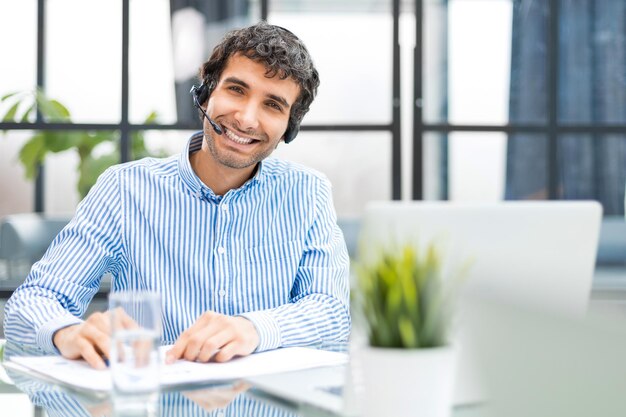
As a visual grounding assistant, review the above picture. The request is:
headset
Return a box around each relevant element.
[190,81,299,143]
[190,83,223,135]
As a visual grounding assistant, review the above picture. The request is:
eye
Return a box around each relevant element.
[266,101,283,112]
[228,86,244,94]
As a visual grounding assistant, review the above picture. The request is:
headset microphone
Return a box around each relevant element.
[190,84,223,135]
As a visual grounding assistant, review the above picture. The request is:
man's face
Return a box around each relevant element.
[203,53,301,170]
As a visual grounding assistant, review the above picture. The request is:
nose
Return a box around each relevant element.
[234,100,260,132]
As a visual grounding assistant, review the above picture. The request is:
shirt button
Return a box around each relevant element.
[217,246,226,255]
[221,203,228,211]
[195,191,202,199]
[217,411,225,417]
[218,290,226,297]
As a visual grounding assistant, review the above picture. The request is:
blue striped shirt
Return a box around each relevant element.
[3,132,351,354]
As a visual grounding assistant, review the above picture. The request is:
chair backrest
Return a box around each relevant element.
[337,217,361,259]
[0,213,71,264]
[597,216,626,265]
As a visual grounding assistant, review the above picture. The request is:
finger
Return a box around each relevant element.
[119,309,140,330]
[132,339,154,368]
[82,323,112,359]
[111,307,139,330]
[196,329,233,363]
[212,341,242,363]
[184,316,234,362]
[182,335,206,362]
[78,338,107,369]
[232,381,252,393]
[165,335,188,364]
[166,312,219,364]
[87,311,112,336]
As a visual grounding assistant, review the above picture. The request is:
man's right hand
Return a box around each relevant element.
[52,311,117,369]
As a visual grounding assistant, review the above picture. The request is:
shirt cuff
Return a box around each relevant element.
[238,310,281,352]
[37,314,84,355]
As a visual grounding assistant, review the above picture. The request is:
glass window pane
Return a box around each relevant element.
[507,0,549,124]
[449,132,514,201]
[558,134,626,215]
[46,0,122,123]
[130,0,178,125]
[559,1,626,125]
[0,1,37,116]
[44,131,120,214]
[425,0,549,125]
[148,1,254,126]
[504,133,549,200]
[273,131,391,217]
[422,132,449,200]
[142,130,195,157]
[423,1,448,124]
[0,132,35,217]
[269,12,393,125]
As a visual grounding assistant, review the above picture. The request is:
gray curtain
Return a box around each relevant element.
[506,0,626,215]
[170,0,251,126]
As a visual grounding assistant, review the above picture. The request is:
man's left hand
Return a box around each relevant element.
[165,312,259,364]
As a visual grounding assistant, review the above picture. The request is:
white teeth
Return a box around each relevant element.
[225,128,254,145]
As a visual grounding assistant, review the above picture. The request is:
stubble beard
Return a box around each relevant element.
[204,130,275,170]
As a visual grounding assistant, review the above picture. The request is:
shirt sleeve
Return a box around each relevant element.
[3,167,125,354]
[240,177,351,351]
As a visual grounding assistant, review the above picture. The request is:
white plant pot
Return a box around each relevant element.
[358,345,456,417]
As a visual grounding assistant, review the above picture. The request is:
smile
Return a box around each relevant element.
[224,127,257,145]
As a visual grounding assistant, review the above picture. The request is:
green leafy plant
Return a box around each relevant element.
[355,243,456,349]
[1,90,163,199]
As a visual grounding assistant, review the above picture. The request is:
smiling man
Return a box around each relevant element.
[3,22,350,368]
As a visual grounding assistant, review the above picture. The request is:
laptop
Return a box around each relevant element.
[248,201,602,411]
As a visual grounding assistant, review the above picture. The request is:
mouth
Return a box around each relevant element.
[223,126,260,145]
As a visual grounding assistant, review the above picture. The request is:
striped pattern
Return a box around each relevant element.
[3,132,351,354]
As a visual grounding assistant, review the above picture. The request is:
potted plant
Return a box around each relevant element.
[354,242,461,417]
[1,90,163,199]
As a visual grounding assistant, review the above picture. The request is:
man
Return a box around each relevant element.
[3,22,350,369]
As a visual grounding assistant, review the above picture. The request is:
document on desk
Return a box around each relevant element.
[6,346,348,393]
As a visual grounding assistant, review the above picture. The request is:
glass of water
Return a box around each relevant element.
[109,291,161,416]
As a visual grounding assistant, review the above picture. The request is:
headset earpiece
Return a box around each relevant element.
[190,83,223,135]
[283,125,299,144]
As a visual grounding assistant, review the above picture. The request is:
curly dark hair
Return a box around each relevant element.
[199,21,320,143]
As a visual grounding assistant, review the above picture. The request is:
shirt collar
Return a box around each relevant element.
[178,131,267,200]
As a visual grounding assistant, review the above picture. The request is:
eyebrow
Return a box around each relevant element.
[223,76,292,109]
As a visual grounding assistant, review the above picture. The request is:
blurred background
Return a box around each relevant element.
[0,0,625,299]
[2,0,626,216]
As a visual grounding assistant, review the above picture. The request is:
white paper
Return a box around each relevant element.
[8,346,348,393]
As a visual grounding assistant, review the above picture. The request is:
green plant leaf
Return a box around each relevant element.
[19,103,35,122]
[143,110,158,124]
[2,101,20,122]
[1,92,20,101]
[78,152,119,198]
[398,315,418,348]
[35,90,71,122]
[18,133,46,179]
[43,130,84,153]
[355,241,457,349]
[48,99,71,120]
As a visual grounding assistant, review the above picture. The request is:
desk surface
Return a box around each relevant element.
[0,341,484,417]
